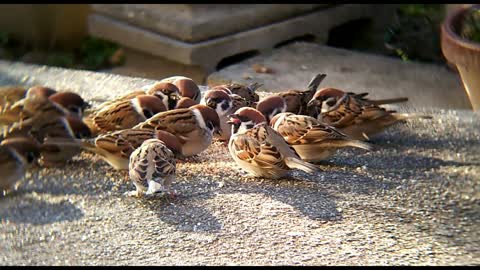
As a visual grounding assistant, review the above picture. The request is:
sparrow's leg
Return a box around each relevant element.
[124,182,146,197]
[124,190,141,197]
[145,180,163,195]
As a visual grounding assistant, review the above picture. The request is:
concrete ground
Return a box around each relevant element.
[207,42,472,110]
[0,61,479,265]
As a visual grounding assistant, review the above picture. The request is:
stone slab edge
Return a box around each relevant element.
[90,4,330,43]
[88,4,384,71]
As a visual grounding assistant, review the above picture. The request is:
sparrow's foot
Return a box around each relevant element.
[124,190,143,198]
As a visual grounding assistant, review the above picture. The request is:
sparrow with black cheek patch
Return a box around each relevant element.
[160,76,201,103]
[201,89,247,141]
[307,88,431,141]
[256,95,287,123]
[142,82,182,110]
[0,86,57,127]
[48,91,90,118]
[83,95,167,136]
[221,82,261,107]
[270,112,373,162]
[306,87,409,119]
[38,116,92,167]
[133,104,221,157]
[227,107,319,179]
[5,92,73,135]
[274,73,327,115]
[126,134,182,199]
[71,128,181,170]
[210,85,232,94]
[175,97,198,109]
[0,136,41,194]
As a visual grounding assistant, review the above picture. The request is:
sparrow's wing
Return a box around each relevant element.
[93,133,136,159]
[277,115,349,144]
[231,126,290,170]
[151,143,176,179]
[96,90,145,109]
[134,109,197,137]
[91,99,144,133]
[231,94,249,111]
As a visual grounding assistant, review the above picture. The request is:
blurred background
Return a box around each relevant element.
[0,4,473,84]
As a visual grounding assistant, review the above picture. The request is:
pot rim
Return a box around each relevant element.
[442,4,480,50]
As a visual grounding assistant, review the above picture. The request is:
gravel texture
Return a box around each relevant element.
[0,61,479,265]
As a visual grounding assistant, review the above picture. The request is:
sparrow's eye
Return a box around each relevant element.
[69,106,80,114]
[26,152,36,163]
[143,109,154,118]
[326,98,337,107]
[77,131,90,139]
[207,121,214,130]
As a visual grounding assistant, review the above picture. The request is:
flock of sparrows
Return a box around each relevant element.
[0,73,431,198]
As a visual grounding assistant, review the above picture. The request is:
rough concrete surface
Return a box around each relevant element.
[0,62,479,265]
[207,43,472,110]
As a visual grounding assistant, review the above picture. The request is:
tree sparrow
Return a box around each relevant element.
[227,107,319,179]
[306,87,409,119]
[274,73,327,115]
[37,116,92,167]
[83,95,167,136]
[270,112,373,162]
[141,82,182,110]
[307,88,431,140]
[201,89,247,141]
[214,82,261,107]
[48,91,91,118]
[5,92,74,135]
[126,136,182,198]
[133,104,221,157]
[256,95,287,123]
[0,86,57,127]
[0,136,41,194]
[159,76,201,103]
[175,97,199,109]
[76,128,172,170]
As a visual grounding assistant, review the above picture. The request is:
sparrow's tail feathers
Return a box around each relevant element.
[371,97,409,105]
[343,139,375,151]
[285,157,320,174]
[306,73,327,92]
[394,113,433,121]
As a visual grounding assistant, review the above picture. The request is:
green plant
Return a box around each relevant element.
[79,37,125,70]
[384,4,445,63]
[46,52,75,68]
[460,8,480,43]
[0,32,10,47]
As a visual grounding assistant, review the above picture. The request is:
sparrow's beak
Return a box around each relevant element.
[226,114,240,125]
[83,102,92,110]
[11,98,26,109]
[214,128,222,136]
[307,99,319,107]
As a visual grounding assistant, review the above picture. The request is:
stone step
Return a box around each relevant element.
[88,4,395,72]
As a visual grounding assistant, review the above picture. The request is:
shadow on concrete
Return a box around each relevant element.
[130,179,223,233]
[220,174,343,221]
[0,195,84,225]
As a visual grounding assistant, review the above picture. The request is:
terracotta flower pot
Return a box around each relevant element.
[441,5,480,111]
